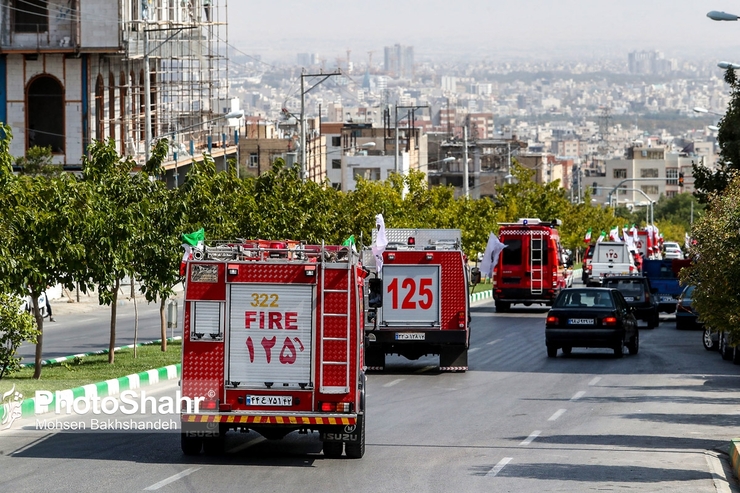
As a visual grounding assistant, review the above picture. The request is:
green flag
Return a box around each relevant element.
[342,235,355,247]
[181,228,205,248]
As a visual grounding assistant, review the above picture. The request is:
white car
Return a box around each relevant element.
[664,246,684,259]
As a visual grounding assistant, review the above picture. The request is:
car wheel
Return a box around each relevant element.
[733,346,740,365]
[627,332,639,355]
[647,317,656,330]
[562,346,572,356]
[547,345,557,358]
[703,328,716,351]
[721,333,733,361]
[614,340,624,358]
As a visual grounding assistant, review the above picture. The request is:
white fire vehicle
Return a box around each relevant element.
[180,240,367,458]
[363,229,471,372]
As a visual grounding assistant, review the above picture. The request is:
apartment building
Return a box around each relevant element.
[0,0,236,183]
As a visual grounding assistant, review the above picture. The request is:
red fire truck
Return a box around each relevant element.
[493,218,567,312]
[180,240,367,458]
[363,229,471,372]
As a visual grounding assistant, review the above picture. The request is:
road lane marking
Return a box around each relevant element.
[548,409,566,421]
[415,365,436,374]
[228,436,266,454]
[144,468,201,490]
[486,457,512,477]
[468,347,480,353]
[571,391,586,401]
[486,339,501,345]
[383,379,404,388]
[588,377,601,386]
[520,431,540,446]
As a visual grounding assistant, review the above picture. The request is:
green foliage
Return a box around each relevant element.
[14,146,63,177]
[693,68,740,203]
[0,293,39,379]
[680,175,740,340]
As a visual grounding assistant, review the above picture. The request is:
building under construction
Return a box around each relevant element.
[0,0,236,174]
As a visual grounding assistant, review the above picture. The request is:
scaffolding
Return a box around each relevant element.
[120,0,231,162]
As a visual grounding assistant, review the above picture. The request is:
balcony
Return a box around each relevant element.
[0,2,79,53]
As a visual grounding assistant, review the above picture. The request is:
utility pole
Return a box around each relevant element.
[300,70,340,182]
[463,126,469,198]
[394,104,428,174]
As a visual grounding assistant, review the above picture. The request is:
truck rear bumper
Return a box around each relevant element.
[182,412,356,426]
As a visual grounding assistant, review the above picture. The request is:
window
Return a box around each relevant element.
[331,136,341,147]
[613,169,627,179]
[190,302,223,342]
[640,168,659,178]
[14,0,47,33]
[249,153,258,167]
[353,168,381,181]
[331,182,341,190]
[642,185,659,195]
[666,168,678,185]
[502,239,522,265]
[28,76,65,153]
[332,159,341,169]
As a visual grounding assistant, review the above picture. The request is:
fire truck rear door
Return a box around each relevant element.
[380,264,440,326]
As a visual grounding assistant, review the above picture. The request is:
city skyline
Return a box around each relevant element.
[230,1,740,63]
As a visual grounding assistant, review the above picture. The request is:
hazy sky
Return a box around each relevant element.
[228,0,740,62]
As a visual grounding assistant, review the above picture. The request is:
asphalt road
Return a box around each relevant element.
[2,299,739,492]
[17,292,185,360]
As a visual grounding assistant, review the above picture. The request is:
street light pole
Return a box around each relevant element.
[463,126,469,198]
[144,28,151,164]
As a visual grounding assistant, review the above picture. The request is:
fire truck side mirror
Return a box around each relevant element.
[471,268,481,285]
[368,278,383,308]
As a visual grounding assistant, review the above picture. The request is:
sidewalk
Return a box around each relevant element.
[48,283,184,317]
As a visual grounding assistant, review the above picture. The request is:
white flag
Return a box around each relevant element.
[631,225,638,244]
[684,232,690,250]
[480,233,507,278]
[371,214,388,273]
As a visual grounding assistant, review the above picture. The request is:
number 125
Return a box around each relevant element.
[387,277,434,309]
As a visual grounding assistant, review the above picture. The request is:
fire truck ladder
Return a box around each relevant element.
[319,249,353,394]
[530,234,544,295]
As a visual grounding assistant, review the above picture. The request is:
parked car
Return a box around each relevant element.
[663,241,684,259]
[675,285,702,330]
[601,275,660,329]
[545,287,639,358]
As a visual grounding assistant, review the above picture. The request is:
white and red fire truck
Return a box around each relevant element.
[492,218,567,312]
[180,240,367,458]
[363,229,471,372]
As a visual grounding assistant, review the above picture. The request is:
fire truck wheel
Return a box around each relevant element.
[202,434,225,456]
[547,345,557,358]
[181,433,203,456]
[323,440,344,458]
[495,301,510,313]
[345,414,365,459]
[561,346,572,356]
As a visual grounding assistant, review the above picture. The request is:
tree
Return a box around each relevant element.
[680,174,740,341]
[693,68,740,203]
[81,140,150,364]
[14,146,63,177]
[0,293,39,380]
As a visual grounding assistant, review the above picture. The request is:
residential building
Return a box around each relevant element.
[0,0,236,185]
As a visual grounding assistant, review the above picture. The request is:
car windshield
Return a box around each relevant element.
[604,279,644,298]
[555,290,614,308]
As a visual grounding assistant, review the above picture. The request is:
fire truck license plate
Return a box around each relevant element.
[395,332,425,340]
[245,395,292,406]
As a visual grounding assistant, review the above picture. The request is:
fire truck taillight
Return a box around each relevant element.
[407,237,416,246]
[458,311,466,328]
[199,399,218,411]
[319,402,352,413]
[387,253,395,261]
[426,253,434,260]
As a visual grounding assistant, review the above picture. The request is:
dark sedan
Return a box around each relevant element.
[602,275,659,329]
[545,288,639,358]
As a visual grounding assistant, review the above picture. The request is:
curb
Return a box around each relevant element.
[1,363,182,423]
[470,290,492,303]
[20,337,182,368]
[730,439,740,484]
